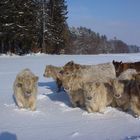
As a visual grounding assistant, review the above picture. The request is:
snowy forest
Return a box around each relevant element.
[0,0,140,55]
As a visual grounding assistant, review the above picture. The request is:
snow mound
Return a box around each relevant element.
[1,54,140,140]
[71,131,80,138]
[124,136,140,140]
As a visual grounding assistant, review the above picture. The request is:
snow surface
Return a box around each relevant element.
[0,53,140,140]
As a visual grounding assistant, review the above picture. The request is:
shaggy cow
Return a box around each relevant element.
[43,65,63,92]
[58,62,116,108]
[130,73,140,116]
[117,69,137,80]
[59,62,116,83]
[83,81,115,113]
[112,72,140,116]
[111,79,130,111]
[111,69,138,111]
[58,72,85,107]
[68,89,85,108]
[13,69,39,111]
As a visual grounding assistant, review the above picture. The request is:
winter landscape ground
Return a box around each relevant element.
[0,53,140,140]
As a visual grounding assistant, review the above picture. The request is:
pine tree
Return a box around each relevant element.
[0,0,40,54]
[44,0,68,54]
[39,0,50,53]
[0,0,15,53]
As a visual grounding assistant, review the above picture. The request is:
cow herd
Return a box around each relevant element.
[13,60,140,117]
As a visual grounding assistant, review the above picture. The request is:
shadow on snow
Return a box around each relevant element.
[38,81,72,107]
[0,132,17,140]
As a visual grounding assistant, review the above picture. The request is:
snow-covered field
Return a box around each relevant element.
[0,53,140,140]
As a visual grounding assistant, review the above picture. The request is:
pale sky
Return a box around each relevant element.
[67,0,140,46]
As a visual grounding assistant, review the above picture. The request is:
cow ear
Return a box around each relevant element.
[113,60,115,63]
[17,76,23,84]
[17,83,22,87]
[109,78,114,85]
[59,70,64,75]
[33,76,39,82]
[69,60,74,65]
[95,82,100,87]
[132,74,136,80]
[83,83,89,91]
[57,71,63,79]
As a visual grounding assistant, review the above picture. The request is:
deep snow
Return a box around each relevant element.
[0,53,140,140]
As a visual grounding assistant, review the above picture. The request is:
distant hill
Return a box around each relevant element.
[65,26,140,54]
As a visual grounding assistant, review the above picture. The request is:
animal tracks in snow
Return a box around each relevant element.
[4,103,44,116]
[71,131,80,138]
[37,94,47,100]
[4,103,15,108]
[57,102,80,112]
[124,136,140,140]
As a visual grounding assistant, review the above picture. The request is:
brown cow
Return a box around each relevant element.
[112,60,140,77]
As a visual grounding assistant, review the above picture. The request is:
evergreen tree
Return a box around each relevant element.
[0,0,15,53]
[44,0,68,54]
[39,0,49,53]
[0,0,40,54]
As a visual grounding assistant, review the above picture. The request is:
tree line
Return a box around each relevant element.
[66,27,140,54]
[0,0,139,55]
[0,0,69,55]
